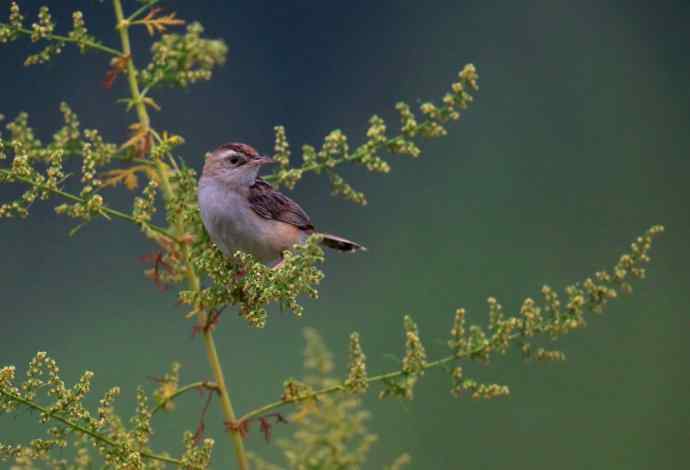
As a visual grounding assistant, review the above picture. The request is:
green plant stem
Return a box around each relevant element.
[263,142,382,184]
[240,333,521,423]
[239,225,664,422]
[0,387,191,468]
[140,76,163,99]
[151,381,219,416]
[125,0,161,23]
[111,2,249,469]
[263,155,355,184]
[0,168,174,240]
[238,354,458,423]
[263,117,466,186]
[10,26,122,56]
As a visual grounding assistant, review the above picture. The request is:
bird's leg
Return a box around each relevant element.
[191,307,225,337]
[271,255,286,270]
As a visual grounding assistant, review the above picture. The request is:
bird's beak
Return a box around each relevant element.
[250,155,276,166]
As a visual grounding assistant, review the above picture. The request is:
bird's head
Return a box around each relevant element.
[202,142,275,187]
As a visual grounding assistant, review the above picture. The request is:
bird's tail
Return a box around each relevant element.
[318,233,366,253]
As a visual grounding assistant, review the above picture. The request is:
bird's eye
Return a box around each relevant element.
[229,156,239,165]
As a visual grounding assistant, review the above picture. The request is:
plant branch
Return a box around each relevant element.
[262,156,356,184]
[262,139,388,185]
[125,0,161,23]
[238,352,468,423]
[9,26,122,56]
[111,2,249,469]
[151,381,219,416]
[0,387,191,468]
[140,76,162,98]
[239,218,663,421]
[0,168,175,240]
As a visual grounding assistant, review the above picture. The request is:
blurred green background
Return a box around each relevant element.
[1,1,689,468]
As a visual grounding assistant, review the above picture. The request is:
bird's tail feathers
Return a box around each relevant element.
[318,233,366,253]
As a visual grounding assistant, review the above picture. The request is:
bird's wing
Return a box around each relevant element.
[248,177,314,230]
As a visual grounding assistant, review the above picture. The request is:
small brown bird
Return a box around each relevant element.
[198,143,365,267]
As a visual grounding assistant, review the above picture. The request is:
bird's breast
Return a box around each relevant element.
[198,181,303,263]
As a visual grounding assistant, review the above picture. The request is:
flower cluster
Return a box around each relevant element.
[30,6,54,42]
[0,353,213,469]
[132,178,159,224]
[0,3,108,65]
[453,374,511,400]
[182,233,326,328]
[140,22,228,89]
[401,316,427,377]
[0,2,23,43]
[54,141,107,220]
[68,11,94,53]
[0,106,114,221]
[344,332,368,394]
[273,125,291,168]
[164,166,201,233]
[152,362,181,413]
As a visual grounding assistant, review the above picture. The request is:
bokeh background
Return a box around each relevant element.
[1,1,689,468]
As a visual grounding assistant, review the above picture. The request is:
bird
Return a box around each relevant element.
[198,142,365,268]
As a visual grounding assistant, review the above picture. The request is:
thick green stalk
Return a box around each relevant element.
[111,2,249,469]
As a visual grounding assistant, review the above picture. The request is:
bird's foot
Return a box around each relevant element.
[191,308,224,337]
[271,258,286,270]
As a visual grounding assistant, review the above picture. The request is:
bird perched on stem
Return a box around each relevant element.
[198,143,365,268]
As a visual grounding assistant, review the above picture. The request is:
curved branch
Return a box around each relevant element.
[262,151,358,184]
[238,224,664,422]
[237,354,461,423]
[9,26,122,57]
[151,381,219,416]
[0,168,176,241]
[0,387,192,468]
[125,0,161,23]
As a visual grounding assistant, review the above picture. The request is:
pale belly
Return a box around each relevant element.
[198,183,304,264]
